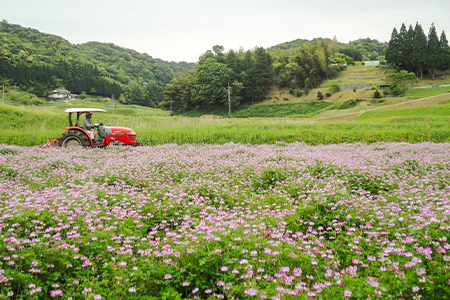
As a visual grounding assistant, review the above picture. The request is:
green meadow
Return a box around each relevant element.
[2,93,450,146]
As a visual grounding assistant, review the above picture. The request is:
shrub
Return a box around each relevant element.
[290,88,303,97]
[339,99,363,109]
[283,97,289,101]
[325,93,331,98]
[383,88,392,95]
[374,90,382,98]
[317,91,324,100]
[392,86,404,95]
[327,81,341,93]
[353,88,356,92]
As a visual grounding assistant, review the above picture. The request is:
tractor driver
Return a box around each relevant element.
[82,112,103,144]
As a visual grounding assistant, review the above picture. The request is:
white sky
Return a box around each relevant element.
[2,0,450,62]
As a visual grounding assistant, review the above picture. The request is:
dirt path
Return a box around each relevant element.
[313,93,450,122]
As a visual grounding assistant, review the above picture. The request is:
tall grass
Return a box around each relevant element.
[2,102,450,146]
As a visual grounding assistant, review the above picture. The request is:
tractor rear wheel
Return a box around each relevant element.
[58,131,90,147]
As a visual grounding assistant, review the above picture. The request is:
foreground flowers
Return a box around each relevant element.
[0,142,449,299]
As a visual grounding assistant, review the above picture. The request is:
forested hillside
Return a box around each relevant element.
[0,20,194,107]
[163,40,346,113]
[269,37,387,62]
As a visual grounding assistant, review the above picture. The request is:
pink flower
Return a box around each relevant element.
[293,268,302,277]
[164,274,172,280]
[244,288,259,296]
[221,266,228,272]
[374,290,382,296]
[119,261,127,267]
[344,289,352,297]
[50,290,63,297]
[183,281,190,286]
[217,281,224,286]
[94,295,102,300]
[307,290,316,298]
[192,287,199,294]
[311,261,318,266]
[128,287,136,293]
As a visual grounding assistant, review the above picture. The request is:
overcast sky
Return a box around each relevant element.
[3,0,450,62]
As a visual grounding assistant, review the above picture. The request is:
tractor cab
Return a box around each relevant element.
[51,108,137,147]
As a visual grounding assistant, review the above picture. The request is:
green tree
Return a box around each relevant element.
[195,58,233,107]
[79,91,87,99]
[427,23,441,80]
[118,93,126,104]
[327,80,340,93]
[388,70,419,91]
[412,22,428,79]
[439,31,450,78]
[386,28,401,67]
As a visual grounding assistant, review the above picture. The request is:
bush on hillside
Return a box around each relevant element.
[392,86,404,95]
[374,90,382,98]
[317,91,324,100]
[327,81,340,93]
[339,99,363,110]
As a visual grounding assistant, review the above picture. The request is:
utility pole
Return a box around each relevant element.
[111,94,115,114]
[168,98,174,115]
[227,83,232,119]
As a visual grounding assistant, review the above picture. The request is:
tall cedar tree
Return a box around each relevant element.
[439,31,450,78]
[386,28,401,68]
[398,24,413,71]
[427,23,441,80]
[412,23,428,79]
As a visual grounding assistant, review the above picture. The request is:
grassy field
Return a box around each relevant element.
[2,97,450,146]
[2,66,450,147]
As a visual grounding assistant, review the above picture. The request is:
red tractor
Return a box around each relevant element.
[41,108,137,148]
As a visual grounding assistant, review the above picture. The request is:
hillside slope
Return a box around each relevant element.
[0,20,195,106]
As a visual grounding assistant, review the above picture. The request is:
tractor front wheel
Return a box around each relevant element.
[58,131,90,147]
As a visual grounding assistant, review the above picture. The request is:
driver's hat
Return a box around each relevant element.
[86,112,92,117]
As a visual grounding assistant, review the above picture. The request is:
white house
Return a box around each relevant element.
[48,89,77,100]
[364,61,380,66]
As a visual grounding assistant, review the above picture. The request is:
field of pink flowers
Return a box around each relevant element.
[0,142,449,299]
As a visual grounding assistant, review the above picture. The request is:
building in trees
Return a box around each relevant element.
[48,89,76,100]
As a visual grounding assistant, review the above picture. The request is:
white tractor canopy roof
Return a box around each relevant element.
[64,108,107,114]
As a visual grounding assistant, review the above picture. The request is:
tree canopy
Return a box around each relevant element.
[386,22,450,79]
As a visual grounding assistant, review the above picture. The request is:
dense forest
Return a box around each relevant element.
[385,22,450,79]
[163,39,348,113]
[0,20,195,107]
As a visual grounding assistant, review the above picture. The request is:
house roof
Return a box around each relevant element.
[52,89,71,94]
